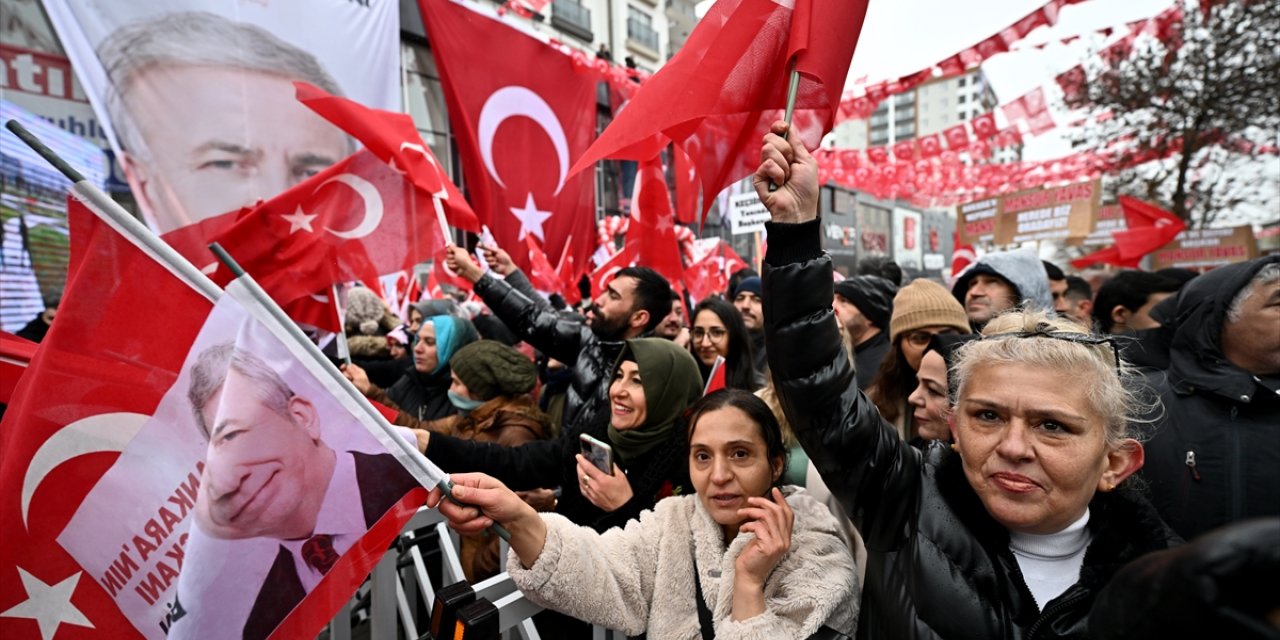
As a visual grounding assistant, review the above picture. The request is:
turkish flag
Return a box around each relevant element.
[1002,97,1029,125]
[0,331,37,404]
[951,232,977,278]
[893,139,917,162]
[294,82,480,233]
[671,145,701,225]
[1022,87,1048,117]
[866,146,890,164]
[629,158,685,286]
[684,250,728,303]
[971,112,998,139]
[0,198,424,640]
[213,150,439,307]
[569,0,870,221]
[525,235,562,295]
[589,242,638,300]
[917,133,944,158]
[556,240,583,306]
[420,0,597,276]
[944,124,971,150]
[1026,109,1056,136]
[701,356,727,395]
[1056,65,1087,104]
[1113,196,1186,260]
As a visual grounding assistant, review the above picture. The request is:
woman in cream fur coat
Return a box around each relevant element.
[429,389,858,639]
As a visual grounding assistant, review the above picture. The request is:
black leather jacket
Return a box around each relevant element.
[474,270,623,436]
[762,218,1180,640]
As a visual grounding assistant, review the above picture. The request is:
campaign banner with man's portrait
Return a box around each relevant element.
[41,0,399,259]
[57,286,427,638]
[0,202,430,640]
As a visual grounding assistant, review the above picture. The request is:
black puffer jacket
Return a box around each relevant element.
[763,218,1181,640]
[381,365,455,422]
[1139,255,1280,540]
[474,270,624,436]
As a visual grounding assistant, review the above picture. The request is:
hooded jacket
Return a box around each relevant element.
[762,218,1180,640]
[1139,255,1280,540]
[951,249,1053,313]
[507,488,858,639]
[426,338,703,532]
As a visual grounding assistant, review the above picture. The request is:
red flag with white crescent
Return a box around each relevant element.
[212,150,439,307]
[0,198,425,640]
[420,0,598,275]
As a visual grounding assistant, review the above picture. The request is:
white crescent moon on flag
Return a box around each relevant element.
[322,173,384,239]
[478,86,570,195]
[22,412,150,529]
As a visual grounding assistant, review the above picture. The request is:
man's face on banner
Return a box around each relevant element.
[195,366,334,540]
[120,65,349,234]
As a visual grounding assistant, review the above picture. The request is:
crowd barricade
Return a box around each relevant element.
[323,506,626,639]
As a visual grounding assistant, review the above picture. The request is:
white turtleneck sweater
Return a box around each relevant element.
[1009,510,1093,610]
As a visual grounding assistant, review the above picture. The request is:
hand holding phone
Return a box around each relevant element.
[579,434,614,475]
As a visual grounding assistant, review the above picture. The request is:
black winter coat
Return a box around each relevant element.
[385,365,455,422]
[1139,255,1280,540]
[762,218,1181,640]
[474,270,624,436]
[426,416,689,532]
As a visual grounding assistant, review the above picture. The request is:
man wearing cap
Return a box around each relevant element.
[732,276,769,376]
[950,249,1053,331]
[834,276,898,389]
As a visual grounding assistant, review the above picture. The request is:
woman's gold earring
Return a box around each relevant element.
[949,443,959,452]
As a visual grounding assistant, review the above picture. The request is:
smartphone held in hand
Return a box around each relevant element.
[579,434,614,475]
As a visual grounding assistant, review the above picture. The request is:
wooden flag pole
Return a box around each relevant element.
[769,62,801,193]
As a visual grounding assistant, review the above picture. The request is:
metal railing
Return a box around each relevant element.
[627,17,660,52]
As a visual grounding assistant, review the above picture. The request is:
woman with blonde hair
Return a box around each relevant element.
[755,121,1179,639]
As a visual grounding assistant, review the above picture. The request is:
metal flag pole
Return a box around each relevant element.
[5,117,507,541]
[768,61,802,193]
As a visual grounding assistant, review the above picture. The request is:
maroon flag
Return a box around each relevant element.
[569,0,870,221]
[212,150,441,306]
[295,82,480,233]
[0,199,424,640]
[420,0,598,274]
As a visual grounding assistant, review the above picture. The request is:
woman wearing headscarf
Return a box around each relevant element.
[757,122,1179,639]
[343,314,478,423]
[420,339,553,582]
[415,337,703,532]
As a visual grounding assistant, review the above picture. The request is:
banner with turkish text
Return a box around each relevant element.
[0,200,426,640]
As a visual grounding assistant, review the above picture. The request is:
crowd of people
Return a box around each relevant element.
[59,121,1262,637]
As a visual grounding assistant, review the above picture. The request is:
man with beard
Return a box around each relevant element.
[654,290,691,348]
[445,246,672,436]
[732,276,769,376]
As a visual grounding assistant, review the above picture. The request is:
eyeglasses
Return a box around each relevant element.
[904,328,958,347]
[691,327,728,342]
[993,325,1121,372]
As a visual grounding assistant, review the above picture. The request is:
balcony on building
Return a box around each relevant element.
[627,13,660,59]
[551,0,593,42]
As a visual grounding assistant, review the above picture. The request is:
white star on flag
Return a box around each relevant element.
[0,569,94,640]
[509,193,552,242]
[282,206,318,234]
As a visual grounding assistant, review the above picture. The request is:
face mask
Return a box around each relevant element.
[448,390,485,412]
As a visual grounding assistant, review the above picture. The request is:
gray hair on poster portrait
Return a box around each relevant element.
[96,10,345,159]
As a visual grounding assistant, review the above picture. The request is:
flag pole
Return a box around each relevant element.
[209,243,510,541]
[4,119,223,302]
[333,284,352,366]
[768,61,801,193]
[5,119,508,540]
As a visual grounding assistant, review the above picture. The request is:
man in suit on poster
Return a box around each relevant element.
[175,343,417,640]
